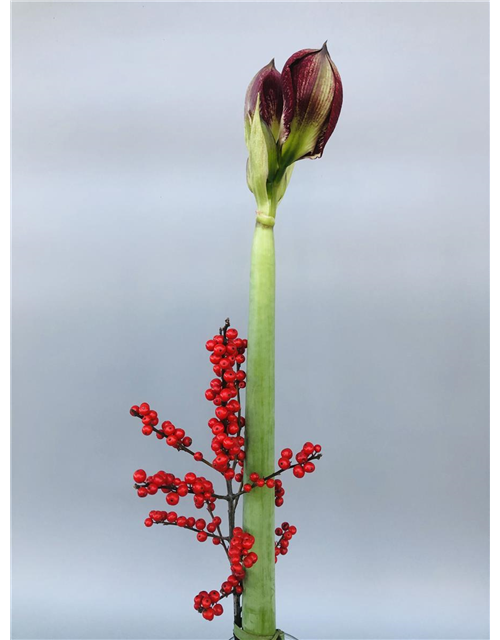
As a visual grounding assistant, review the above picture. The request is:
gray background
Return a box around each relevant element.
[11,2,489,639]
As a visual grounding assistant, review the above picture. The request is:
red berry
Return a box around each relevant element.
[293,465,305,478]
[214,344,226,357]
[144,518,153,527]
[215,406,228,420]
[162,421,175,435]
[303,442,315,455]
[193,452,203,461]
[202,608,214,621]
[210,379,222,391]
[197,531,208,542]
[177,484,189,497]
[130,405,140,416]
[281,448,293,459]
[133,469,147,483]
[243,484,252,493]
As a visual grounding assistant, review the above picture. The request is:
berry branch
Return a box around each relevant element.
[234,450,323,499]
[129,320,323,624]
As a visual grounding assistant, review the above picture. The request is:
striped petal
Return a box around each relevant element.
[280,43,343,162]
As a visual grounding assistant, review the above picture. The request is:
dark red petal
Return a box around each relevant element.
[281,48,322,141]
[245,60,283,128]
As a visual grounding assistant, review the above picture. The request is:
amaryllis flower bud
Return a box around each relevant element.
[280,43,343,164]
[245,60,283,141]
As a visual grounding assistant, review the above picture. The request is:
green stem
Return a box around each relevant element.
[241,210,276,637]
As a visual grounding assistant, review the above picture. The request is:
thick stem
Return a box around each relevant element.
[241,220,276,637]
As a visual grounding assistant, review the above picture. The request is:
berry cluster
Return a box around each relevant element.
[133,469,217,511]
[248,472,275,489]
[274,478,285,507]
[193,528,257,622]
[277,443,322,477]
[194,589,224,621]
[130,402,159,435]
[205,326,247,476]
[241,473,285,507]
[130,403,194,449]
[144,510,224,544]
[274,522,297,562]
[228,527,258,577]
[162,421,193,449]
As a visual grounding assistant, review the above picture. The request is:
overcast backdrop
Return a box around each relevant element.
[12,2,489,639]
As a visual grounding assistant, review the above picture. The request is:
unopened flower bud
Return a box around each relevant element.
[280,43,343,164]
[245,60,283,141]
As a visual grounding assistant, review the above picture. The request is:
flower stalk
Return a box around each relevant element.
[242,217,277,637]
